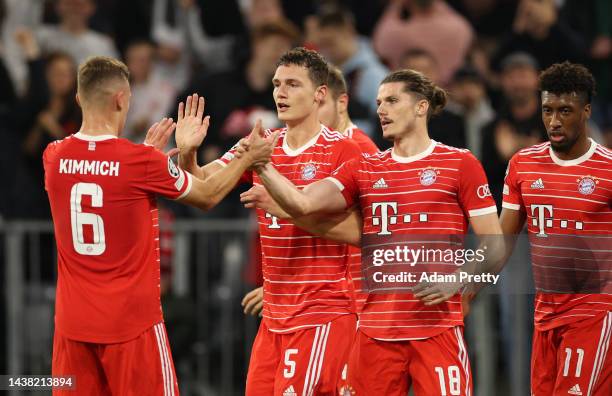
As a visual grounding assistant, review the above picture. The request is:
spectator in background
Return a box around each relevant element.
[446,65,495,159]
[399,48,466,149]
[0,0,44,96]
[123,40,176,145]
[177,0,286,78]
[481,52,547,204]
[373,0,473,85]
[311,6,388,134]
[34,0,118,66]
[12,31,80,218]
[178,19,299,167]
[492,0,587,71]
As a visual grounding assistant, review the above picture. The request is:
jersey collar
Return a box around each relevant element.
[549,138,597,167]
[391,139,437,163]
[73,132,118,141]
[282,125,323,156]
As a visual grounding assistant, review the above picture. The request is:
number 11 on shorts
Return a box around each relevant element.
[435,366,460,396]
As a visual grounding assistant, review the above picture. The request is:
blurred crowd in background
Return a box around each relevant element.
[0,0,610,221]
[0,1,610,392]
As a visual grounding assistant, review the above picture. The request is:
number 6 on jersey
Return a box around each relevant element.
[70,182,106,255]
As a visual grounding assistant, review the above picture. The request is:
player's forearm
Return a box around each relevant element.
[198,157,250,210]
[292,210,362,246]
[178,148,203,179]
[256,164,316,217]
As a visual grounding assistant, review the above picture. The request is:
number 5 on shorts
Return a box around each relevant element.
[283,349,298,378]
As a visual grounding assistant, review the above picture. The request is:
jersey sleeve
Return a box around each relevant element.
[458,152,498,217]
[42,141,59,192]
[501,153,525,212]
[330,138,362,170]
[326,157,361,207]
[144,148,193,200]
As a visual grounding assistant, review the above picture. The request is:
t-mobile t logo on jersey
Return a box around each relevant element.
[372,202,429,235]
[531,204,553,237]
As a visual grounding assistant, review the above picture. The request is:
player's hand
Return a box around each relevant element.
[413,277,465,306]
[144,118,177,155]
[176,93,209,152]
[240,185,289,218]
[242,120,279,169]
[241,287,264,317]
[233,138,250,159]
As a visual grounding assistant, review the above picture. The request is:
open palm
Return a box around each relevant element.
[175,93,209,151]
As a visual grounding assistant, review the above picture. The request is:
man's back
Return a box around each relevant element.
[44,132,192,343]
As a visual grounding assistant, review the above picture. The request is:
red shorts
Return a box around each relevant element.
[246,314,357,396]
[342,327,472,396]
[52,322,178,396]
[531,311,612,396]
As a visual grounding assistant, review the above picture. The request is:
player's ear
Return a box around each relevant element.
[415,99,429,117]
[583,103,591,119]
[75,93,81,108]
[338,93,349,114]
[115,90,126,112]
[315,85,327,105]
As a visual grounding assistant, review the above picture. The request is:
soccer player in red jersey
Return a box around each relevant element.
[241,64,378,318]
[243,69,502,395]
[44,56,275,395]
[318,65,378,155]
[500,62,612,396]
[177,48,362,396]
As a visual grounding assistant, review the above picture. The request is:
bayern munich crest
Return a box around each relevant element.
[419,168,439,186]
[301,163,317,180]
[577,176,597,195]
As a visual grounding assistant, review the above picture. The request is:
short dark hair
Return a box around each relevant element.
[277,47,329,87]
[316,6,355,29]
[78,56,129,101]
[381,69,447,119]
[251,19,301,45]
[539,61,596,104]
[326,65,347,100]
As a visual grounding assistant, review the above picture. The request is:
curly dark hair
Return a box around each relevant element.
[277,47,329,87]
[539,61,596,104]
[381,69,447,119]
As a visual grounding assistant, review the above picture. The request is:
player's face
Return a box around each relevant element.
[272,64,322,124]
[541,91,590,153]
[376,82,419,140]
[318,90,340,130]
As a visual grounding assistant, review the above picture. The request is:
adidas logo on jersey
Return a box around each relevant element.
[531,178,545,189]
[373,178,388,189]
[283,385,297,396]
[568,384,582,395]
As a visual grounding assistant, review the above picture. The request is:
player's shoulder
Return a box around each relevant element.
[515,141,550,159]
[320,125,348,142]
[43,134,77,159]
[364,148,392,163]
[433,141,479,165]
[593,142,612,162]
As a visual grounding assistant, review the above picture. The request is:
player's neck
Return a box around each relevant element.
[284,113,321,149]
[79,115,121,137]
[551,133,591,161]
[337,115,352,134]
[393,127,431,158]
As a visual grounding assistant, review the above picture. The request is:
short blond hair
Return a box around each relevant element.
[77,56,130,104]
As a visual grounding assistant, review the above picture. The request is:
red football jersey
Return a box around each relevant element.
[43,133,192,343]
[217,125,362,333]
[344,124,379,155]
[328,140,497,340]
[502,139,612,331]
